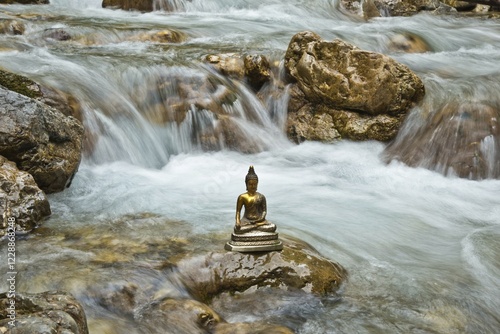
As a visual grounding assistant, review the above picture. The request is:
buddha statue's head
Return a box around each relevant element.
[245,166,258,193]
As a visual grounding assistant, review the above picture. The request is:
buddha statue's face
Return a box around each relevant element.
[246,179,258,194]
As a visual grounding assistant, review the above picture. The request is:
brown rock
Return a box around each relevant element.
[205,53,246,80]
[0,291,89,334]
[284,31,425,115]
[0,86,84,193]
[139,298,223,334]
[102,0,153,12]
[214,322,294,334]
[244,54,271,91]
[441,0,478,11]
[331,107,405,141]
[42,28,72,41]
[388,33,432,53]
[130,29,187,43]
[287,104,341,144]
[0,155,51,237]
[0,19,25,35]
[176,236,347,303]
[284,32,424,143]
[383,101,500,179]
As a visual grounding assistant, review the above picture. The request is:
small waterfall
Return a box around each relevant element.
[81,64,291,167]
[383,76,500,180]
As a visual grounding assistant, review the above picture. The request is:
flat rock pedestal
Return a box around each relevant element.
[225,229,283,252]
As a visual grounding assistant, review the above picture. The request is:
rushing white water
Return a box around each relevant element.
[1,1,500,333]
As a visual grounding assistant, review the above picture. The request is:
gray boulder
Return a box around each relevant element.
[0,86,83,193]
[0,155,50,237]
[0,291,88,334]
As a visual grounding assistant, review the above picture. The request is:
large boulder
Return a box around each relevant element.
[176,236,347,303]
[285,31,425,115]
[0,291,89,334]
[284,31,424,143]
[0,86,84,193]
[383,101,500,179]
[0,155,51,237]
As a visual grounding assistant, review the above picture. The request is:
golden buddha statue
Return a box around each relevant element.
[235,166,276,234]
[225,166,283,252]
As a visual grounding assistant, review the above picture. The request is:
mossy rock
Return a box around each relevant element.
[0,68,42,99]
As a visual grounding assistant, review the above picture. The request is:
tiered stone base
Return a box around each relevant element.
[225,230,283,252]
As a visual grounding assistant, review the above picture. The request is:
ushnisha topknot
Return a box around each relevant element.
[245,165,258,183]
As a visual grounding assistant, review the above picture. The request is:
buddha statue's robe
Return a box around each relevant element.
[235,192,276,234]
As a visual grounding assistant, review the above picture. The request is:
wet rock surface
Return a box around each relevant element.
[0,86,83,193]
[0,291,89,334]
[5,214,346,333]
[176,235,347,303]
[0,19,25,35]
[0,155,51,237]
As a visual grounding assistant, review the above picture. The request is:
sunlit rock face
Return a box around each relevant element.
[203,53,271,91]
[0,86,84,193]
[284,31,425,143]
[0,155,51,237]
[383,101,500,180]
[0,291,89,334]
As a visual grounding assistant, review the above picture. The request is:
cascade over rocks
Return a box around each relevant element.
[0,291,89,334]
[0,86,84,193]
[284,31,424,143]
[383,101,500,179]
[0,155,51,237]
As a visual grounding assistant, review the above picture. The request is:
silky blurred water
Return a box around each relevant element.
[1,1,500,333]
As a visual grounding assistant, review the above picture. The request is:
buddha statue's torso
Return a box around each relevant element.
[241,192,266,224]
